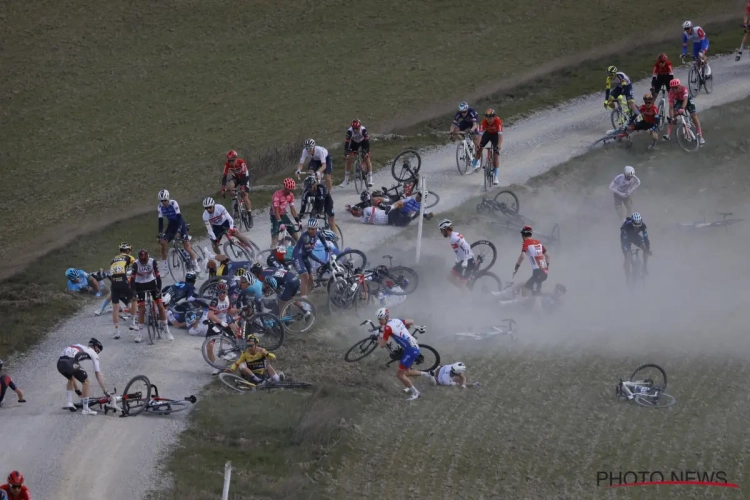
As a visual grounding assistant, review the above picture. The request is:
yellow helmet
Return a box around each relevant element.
[235,268,247,277]
[607,65,617,75]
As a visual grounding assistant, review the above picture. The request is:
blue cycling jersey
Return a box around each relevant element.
[620,218,650,249]
[170,281,198,302]
[452,108,479,129]
[67,270,90,292]
[399,197,421,216]
[293,232,328,263]
[235,281,264,311]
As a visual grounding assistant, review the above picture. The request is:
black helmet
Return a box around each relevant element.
[250,262,264,276]
[371,190,384,198]
[555,283,567,295]
[266,253,277,268]
[88,337,103,352]
[360,191,371,203]
[185,271,197,284]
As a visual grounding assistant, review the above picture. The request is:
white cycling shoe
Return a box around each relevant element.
[81,408,97,416]
[113,330,121,340]
[63,402,77,412]
[406,390,420,401]
[134,333,143,343]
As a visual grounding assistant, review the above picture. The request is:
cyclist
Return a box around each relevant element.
[472,109,503,185]
[449,101,481,153]
[293,218,331,296]
[164,271,205,326]
[344,119,373,187]
[345,191,433,227]
[224,334,284,385]
[263,272,310,318]
[169,309,209,336]
[682,21,711,77]
[651,53,675,98]
[105,243,138,339]
[512,225,550,297]
[0,359,26,407]
[202,196,253,255]
[664,78,705,145]
[438,219,475,291]
[620,212,652,277]
[234,268,265,313]
[131,249,172,343]
[1,471,30,500]
[300,173,338,238]
[65,268,102,296]
[427,362,471,388]
[57,337,108,415]
[609,166,641,222]
[737,3,750,61]
[627,94,660,149]
[270,178,301,249]
[376,308,428,401]
[206,280,241,374]
[221,150,253,226]
[296,139,333,193]
[157,189,199,273]
[604,66,639,124]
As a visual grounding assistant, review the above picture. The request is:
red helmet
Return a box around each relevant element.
[669,78,681,88]
[351,119,361,128]
[8,471,24,485]
[657,53,668,62]
[521,225,533,236]
[283,178,296,190]
[138,249,149,262]
[226,150,238,161]
[216,280,228,293]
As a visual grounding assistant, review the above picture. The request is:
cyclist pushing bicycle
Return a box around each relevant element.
[224,335,284,385]
[620,213,652,277]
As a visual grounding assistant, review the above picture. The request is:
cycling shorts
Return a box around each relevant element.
[135,280,162,304]
[692,39,709,58]
[211,220,231,243]
[164,218,189,243]
[609,84,635,102]
[672,99,696,115]
[270,213,295,236]
[613,193,633,209]
[308,195,335,219]
[57,356,88,383]
[230,174,250,190]
[293,256,313,276]
[621,236,645,255]
[479,131,500,152]
[111,280,133,305]
[632,119,658,132]
[278,275,301,301]
[651,74,673,95]
[457,122,480,134]
[523,268,548,295]
[450,258,477,281]
[387,209,413,227]
[308,155,333,174]
[348,139,370,155]
[399,346,421,370]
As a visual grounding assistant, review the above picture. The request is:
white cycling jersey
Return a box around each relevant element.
[360,206,389,225]
[522,239,548,272]
[609,174,641,197]
[299,145,329,164]
[60,344,101,373]
[450,232,474,262]
[188,311,209,336]
[132,258,159,283]
[347,125,368,143]
[209,295,231,322]
[202,204,234,240]
[436,365,458,386]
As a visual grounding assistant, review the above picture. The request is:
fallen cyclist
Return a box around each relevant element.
[65,268,104,297]
[0,359,26,407]
[492,282,567,312]
[426,362,479,388]
[345,190,434,227]
[223,334,285,386]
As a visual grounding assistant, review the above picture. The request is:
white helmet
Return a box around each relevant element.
[158,189,170,201]
[438,219,452,230]
[682,20,692,29]
[631,212,642,225]
[376,307,389,319]
[304,138,316,149]
[203,197,215,208]
[306,218,319,229]
[623,166,635,178]
[451,362,467,374]
[458,102,469,112]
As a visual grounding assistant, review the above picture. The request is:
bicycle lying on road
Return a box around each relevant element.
[378,181,440,210]
[475,190,520,217]
[344,320,440,372]
[615,363,676,408]
[677,212,743,232]
[453,318,517,341]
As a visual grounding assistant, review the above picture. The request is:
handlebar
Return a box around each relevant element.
[359,319,381,333]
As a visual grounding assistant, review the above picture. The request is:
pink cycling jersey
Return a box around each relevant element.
[668,86,689,106]
[271,190,294,214]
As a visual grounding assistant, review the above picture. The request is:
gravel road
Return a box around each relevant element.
[1,54,747,500]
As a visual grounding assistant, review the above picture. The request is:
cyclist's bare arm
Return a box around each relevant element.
[289,205,299,220]
[402,319,415,328]
[95,371,107,394]
[207,310,224,324]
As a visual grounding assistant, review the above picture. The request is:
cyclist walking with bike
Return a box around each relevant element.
[157,189,199,273]
[343,119,373,187]
[131,249,172,342]
[439,219,476,291]
[472,109,503,185]
[221,150,253,227]
[620,212,651,278]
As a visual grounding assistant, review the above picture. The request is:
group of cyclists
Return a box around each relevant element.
[448,103,504,185]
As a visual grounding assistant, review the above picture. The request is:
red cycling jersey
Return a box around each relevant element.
[480,117,503,134]
[638,104,659,125]
[745,1,750,14]
[223,159,249,179]
[0,484,31,500]
[652,61,674,76]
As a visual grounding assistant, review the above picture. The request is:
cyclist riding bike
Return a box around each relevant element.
[604,66,639,123]
[620,212,652,277]
[651,53,675,97]
[1,471,30,500]
[293,218,331,296]
[472,108,503,184]
[682,21,711,76]
[449,101,481,153]
[221,150,253,226]
[375,308,430,401]
[296,139,333,193]
[270,178,301,249]
[0,359,26,407]
[157,189,199,272]
[609,166,641,222]
[344,119,373,187]
[427,362,471,388]
[300,173,338,238]
[202,197,253,255]
[737,2,750,61]
[439,219,475,292]
[664,78,705,145]
[224,334,284,385]
[512,225,550,297]
[57,337,108,415]
[107,243,138,338]
[65,268,102,296]
[130,249,172,343]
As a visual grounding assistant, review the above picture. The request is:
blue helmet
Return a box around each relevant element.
[458,102,469,112]
[631,212,642,225]
[66,268,79,281]
[265,276,278,289]
[321,229,337,241]
[185,311,198,324]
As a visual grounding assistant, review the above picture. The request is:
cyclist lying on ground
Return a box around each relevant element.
[492,283,567,312]
[168,310,209,336]
[427,362,473,388]
[620,212,652,275]
[0,359,26,407]
[345,192,434,227]
[224,335,285,385]
[65,268,103,296]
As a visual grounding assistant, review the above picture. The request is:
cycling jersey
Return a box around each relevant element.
[605,72,632,101]
[359,206,390,225]
[0,374,17,404]
[652,61,674,76]
[450,232,473,263]
[270,190,295,216]
[668,86,692,106]
[209,295,231,322]
[609,173,641,197]
[620,218,650,250]
[229,348,276,373]
[452,108,479,130]
[157,200,182,222]
[222,158,249,182]
[67,270,90,292]
[293,231,328,264]
[60,344,101,372]
[203,204,234,240]
[637,104,659,125]
[345,125,369,145]
[188,311,210,336]
[235,282,264,312]
[301,184,331,215]
[299,146,329,164]
[0,484,30,500]
[436,365,457,386]
[381,319,418,349]
[682,26,707,44]
[131,258,161,284]
[109,254,135,282]
[480,117,503,134]
[169,281,198,303]
[522,239,548,272]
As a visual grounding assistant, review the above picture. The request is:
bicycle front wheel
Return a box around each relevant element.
[353,158,364,193]
[168,249,182,282]
[328,278,356,314]
[634,392,676,408]
[280,299,317,334]
[391,149,421,182]
[337,249,368,273]
[383,266,419,295]
[455,143,469,175]
[146,399,190,415]
[467,271,502,293]
[218,372,257,393]
[493,190,519,216]
[676,120,700,152]
[414,344,440,372]
[121,375,152,416]
[610,107,625,129]
[688,66,700,97]
[703,70,713,94]
[223,241,252,261]
[630,363,668,391]
[245,313,285,351]
[202,334,243,370]
[422,191,439,209]
[470,240,497,272]
[344,336,378,362]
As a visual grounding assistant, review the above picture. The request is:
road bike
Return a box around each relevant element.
[278,297,317,334]
[677,212,743,232]
[218,372,312,393]
[480,144,498,191]
[625,247,647,288]
[669,111,701,153]
[119,375,197,416]
[615,363,676,408]
[349,149,371,193]
[590,125,633,149]
[475,190,520,217]
[344,320,440,372]
[454,131,477,175]
[165,224,205,282]
[222,231,261,262]
[454,318,517,341]
[391,149,421,182]
[225,188,254,231]
[607,95,632,130]
[681,54,712,97]
[143,292,164,345]
[653,88,668,131]
[461,240,502,293]
[201,314,286,370]
[378,181,440,210]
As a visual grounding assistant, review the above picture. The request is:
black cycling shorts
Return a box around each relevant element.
[348,139,371,154]
[524,268,548,295]
[632,120,657,132]
[134,281,162,303]
[651,74,672,95]
[231,175,250,190]
[451,258,477,280]
[111,280,133,305]
[57,356,88,383]
[387,209,412,227]
[309,195,335,218]
[479,131,500,152]
[610,84,635,102]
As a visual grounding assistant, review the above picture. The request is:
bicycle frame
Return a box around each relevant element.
[617,379,653,400]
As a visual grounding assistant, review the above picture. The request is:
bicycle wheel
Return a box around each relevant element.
[713,218,743,227]
[467,271,502,293]
[354,282,379,319]
[258,380,314,391]
[223,241,252,261]
[455,142,469,175]
[199,277,222,299]
[328,278,355,314]
[676,120,700,152]
[634,391,676,408]
[331,223,344,248]
[202,334,242,369]
[703,70,713,94]
[245,313,285,351]
[483,164,490,192]
[146,399,190,415]
[413,344,440,372]
[590,134,619,149]
[610,107,625,129]
[147,302,159,344]
[688,66,700,97]
[470,240,497,272]
[193,244,205,262]
[344,336,378,362]
[548,223,561,249]
[657,99,667,131]
[422,191,439,209]
[168,248,182,282]
[391,149,421,182]
[121,375,152,417]
[383,266,418,295]
[353,158,364,193]
[337,249,367,273]
[254,249,273,266]
[218,372,257,393]
[492,190,519,216]
[280,299,317,334]
[630,363,667,391]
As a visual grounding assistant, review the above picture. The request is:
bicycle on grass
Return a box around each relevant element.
[277,297,317,334]
[681,54,712,97]
[344,320,440,373]
[201,313,285,370]
[164,224,205,282]
[453,131,477,176]
[615,363,676,408]
[224,188,254,231]
[475,190,520,217]
[667,110,701,153]
[677,212,743,232]
[119,374,197,416]
[218,371,312,393]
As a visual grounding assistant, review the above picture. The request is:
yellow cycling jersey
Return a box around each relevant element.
[230,348,276,372]
[109,253,135,281]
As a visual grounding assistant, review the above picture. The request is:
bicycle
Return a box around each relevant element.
[453,131,477,175]
[653,88,668,131]
[681,54,712,97]
[669,110,700,153]
[201,314,286,370]
[454,318,517,341]
[119,374,197,416]
[615,363,676,408]
[461,240,502,293]
[480,143,498,191]
[341,255,419,318]
[349,149,371,194]
[302,209,344,247]
[344,320,440,372]
[222,230,261,262]
[379,181,440,210]
[218,372,312,393]
[144,292,163,345]
[608,95,631,130]
[224,188,253,231]
[278,297,317,334]
[677,212,743,232]
[391,149,421,182]
[625,247,646,288]
[590,125,632,149]
[475,190,520,218]
[165,224,205,282]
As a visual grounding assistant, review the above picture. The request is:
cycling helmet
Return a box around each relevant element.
[65,268,79,281]
[643,93,653,102]
[657,53,668,62]
[376,307,389,319]
[351,119,361,128]
[521,225,533,236]
[624,165,635,178]
[266,253,278,267]
[304,138,316,149]
[244,273,257,285]
[185,311,198,324]
[185,271,197,284]
[227,150,238,161]
[138,249,149,262]
[303,175,316,189]
[669,78,681,88]
[246,334,259,345]
[631,212,642,225]
[234,268,247,278]
[265,276,278,289]
[216,280,228,293]
[307,218,319,229]
[458,102,469,112]
[554,283,567,295]
[7,471,24,486]
[607,65,617,75]
[321,229,337,241]
[450,362,467,374]
[283,178,296,190]
[360,191,371,204]
[88,337,103,352]
[438,219,452,230]
[682,20,693,30]
[484,108,496,118]
[203,197,215,208]
[250,262,264,276]
[119,242,131,252]
[158,189,170,201]
[349,205,364,217]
